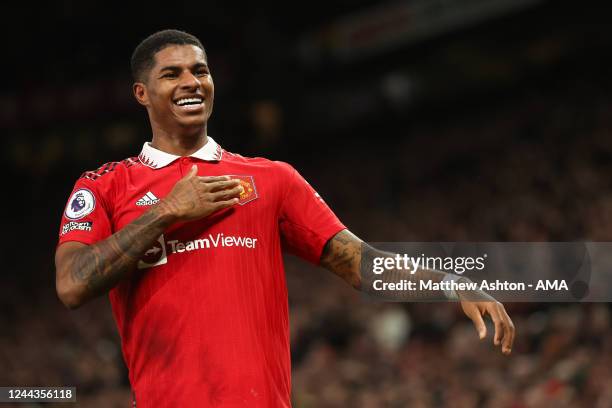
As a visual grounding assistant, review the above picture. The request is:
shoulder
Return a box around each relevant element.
[72,156,142,205]
[78,156,141,184]
[222,150,296,178]
[222,150,296,179]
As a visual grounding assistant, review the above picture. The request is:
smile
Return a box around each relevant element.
[174,97,204,111]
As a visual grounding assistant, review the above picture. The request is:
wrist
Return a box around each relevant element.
[442,274,475,301]
[441,274,462,300]
[151,200,180,226]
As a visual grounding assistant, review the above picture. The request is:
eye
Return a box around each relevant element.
[161,72,177,79]
[196,70,209,77]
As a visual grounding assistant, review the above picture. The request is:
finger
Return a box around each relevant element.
[213,198,239,210]
[206,179,241,193]
[489,305,504,347]
[198,175,231,183]
[187,165,198,178]
[465,304,487,340]
[499,306,515,354]
[212,186,243,201]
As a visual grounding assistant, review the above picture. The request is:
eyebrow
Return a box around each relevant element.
[158,62,209,72]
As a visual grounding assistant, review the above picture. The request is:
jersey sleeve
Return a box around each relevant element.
[278,163,346,264]
[58,176,113,246]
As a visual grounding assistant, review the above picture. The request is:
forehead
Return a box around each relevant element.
[152,45,207,69]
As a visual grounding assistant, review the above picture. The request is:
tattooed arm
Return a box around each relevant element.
[320,229,515,354]
[320,229,450,299]
[55,166,244,309]
[55,206,175,309]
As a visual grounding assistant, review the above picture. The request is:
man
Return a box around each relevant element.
[55,29,514,407]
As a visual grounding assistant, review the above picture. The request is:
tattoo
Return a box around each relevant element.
[67,204,175,302]
[321,229,452,300]
[320,230,362,289]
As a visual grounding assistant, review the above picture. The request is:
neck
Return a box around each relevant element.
[150,121,209,156]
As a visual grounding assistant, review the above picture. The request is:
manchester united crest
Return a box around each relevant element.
[231,175,258,205]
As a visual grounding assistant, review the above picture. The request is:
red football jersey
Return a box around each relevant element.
[58,138,346,407]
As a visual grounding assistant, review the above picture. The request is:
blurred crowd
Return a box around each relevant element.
[285,76,612,407]
[2,61,612,408]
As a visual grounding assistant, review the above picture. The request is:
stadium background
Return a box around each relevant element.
[2,0,612,406]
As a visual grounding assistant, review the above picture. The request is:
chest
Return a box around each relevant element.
[110,162,277,237]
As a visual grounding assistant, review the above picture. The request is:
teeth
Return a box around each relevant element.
[176,97,203,106]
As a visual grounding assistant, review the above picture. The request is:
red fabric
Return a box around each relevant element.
[58,150,345,408]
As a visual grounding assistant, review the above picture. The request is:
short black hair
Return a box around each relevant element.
[131,29,206,82]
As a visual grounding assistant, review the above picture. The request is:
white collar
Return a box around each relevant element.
[138,137,223,169]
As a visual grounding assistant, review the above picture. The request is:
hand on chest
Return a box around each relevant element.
[114,169,267,236]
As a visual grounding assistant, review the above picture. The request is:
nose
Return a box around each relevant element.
[179,71,201,89]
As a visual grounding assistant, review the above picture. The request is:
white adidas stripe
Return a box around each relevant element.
[136,191,159,206]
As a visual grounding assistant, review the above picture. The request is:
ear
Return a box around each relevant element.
[133,82,149,107]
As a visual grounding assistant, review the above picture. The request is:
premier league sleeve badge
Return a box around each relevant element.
[64,189,96,220]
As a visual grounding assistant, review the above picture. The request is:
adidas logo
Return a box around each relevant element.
[136,191,160,206]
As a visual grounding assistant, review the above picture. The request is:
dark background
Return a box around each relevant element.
[2,0,612,406]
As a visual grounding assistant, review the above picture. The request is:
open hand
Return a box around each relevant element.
[161,165,243,221]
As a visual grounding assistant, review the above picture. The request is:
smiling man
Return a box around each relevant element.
[55,30,514,407]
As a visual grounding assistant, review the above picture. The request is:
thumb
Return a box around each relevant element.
[187,164,198,178]
[466,305,487,340]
